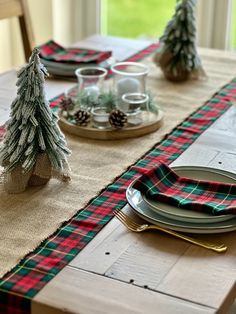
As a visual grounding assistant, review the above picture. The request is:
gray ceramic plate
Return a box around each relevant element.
[126,166,236,234]
[143,166,236,224]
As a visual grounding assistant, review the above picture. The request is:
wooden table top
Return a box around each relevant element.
[1,35,236,314]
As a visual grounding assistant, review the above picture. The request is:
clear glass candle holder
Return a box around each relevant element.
[122,92,149,114]
[91,107,110,129]
[122,93,149,125]
[111,62,149,112]
[75,67,107,101]
[111,62,149,96]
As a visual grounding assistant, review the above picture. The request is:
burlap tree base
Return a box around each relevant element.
[3,153,52,194]
[154,50,190,82]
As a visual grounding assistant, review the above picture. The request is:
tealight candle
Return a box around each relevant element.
[91,107,110,129]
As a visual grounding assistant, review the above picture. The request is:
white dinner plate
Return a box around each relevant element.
[126,166,236,234]
[143,166,236,224]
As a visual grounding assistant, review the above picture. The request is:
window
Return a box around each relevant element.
[102,0,176,39]
[100,0,236,50]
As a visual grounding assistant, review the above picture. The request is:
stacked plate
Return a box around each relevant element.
[126,166,236,234]
[41,57,115,78]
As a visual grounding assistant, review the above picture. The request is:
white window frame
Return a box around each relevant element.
[52,0,101,44]
[78,0,102,38]
[83,0,233,50]
[197,0,233,49]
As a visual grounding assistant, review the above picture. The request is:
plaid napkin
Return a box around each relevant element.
[0,126,6,142]
[39,40,112,64]
[133,163,236,215]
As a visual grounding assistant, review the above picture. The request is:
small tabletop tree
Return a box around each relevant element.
[0,48,71,193]
[153,0,205,81]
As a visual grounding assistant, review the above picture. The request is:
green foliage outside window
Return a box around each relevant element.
[104,0,236,50]
[104,0,176,39]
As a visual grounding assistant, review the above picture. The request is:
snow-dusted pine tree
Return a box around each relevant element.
[153,0,205,81]
[0,48,71,193]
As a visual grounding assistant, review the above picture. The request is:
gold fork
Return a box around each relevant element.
[114,209,227,253]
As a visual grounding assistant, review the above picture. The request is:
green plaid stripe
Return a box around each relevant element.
[0,75,235,313]
[134,163,236,215]
[39,40,112,64]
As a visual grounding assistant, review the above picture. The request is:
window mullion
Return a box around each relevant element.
[212,0,232,49]
[197,0,232,50]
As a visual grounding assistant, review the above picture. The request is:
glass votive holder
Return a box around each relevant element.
[122,92,149,113]
[122,93,149,125]
[91,107,110,129]
[111,61,149,98]
[75,67,107,100]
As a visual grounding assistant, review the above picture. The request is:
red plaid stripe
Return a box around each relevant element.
[106,42,160,78]
[48,42,161,109]
[0,50,235,313]
[39,40,112,64]
[134,162,236,215]
[0,126,5,141]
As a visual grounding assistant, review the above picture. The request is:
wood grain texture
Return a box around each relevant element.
[171,106,236,172]
[0,0,22,19]
[18,0,34,60]
[69,206,236,312]
[70,215,140,274]
[72,207,236,312]
[0,0,34,60]
[156,233,236,312]
[0,36,232,313]
[30,37,236,314]
[32,267,215,314]
[59,110,164,140]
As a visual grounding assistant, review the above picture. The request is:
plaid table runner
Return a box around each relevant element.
[133,162,236,215]
[0,44,236,313]
[39,40,112,64]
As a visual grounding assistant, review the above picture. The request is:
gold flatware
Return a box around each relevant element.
[114,209,227,253]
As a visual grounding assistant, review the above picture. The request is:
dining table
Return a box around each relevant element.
[0,35,236,314]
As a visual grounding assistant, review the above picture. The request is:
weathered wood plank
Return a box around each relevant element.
[103,223,189,289]
[70,215,140,274]
[0,0,22,19]
[32,267,215,314]
[29,37,236,314]
[156,233,236,312]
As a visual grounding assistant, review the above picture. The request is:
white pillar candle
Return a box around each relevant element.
[117,77,140,97]
[84,86,100,98]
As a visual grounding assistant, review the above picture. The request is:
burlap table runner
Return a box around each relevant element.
[1,48,236,277]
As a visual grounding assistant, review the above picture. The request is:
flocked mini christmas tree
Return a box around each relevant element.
[0,48,71,193]
[153,0,205,81]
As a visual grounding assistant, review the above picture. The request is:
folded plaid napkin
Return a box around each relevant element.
[133,163,236,215]
[0,126,6,142]
[39,40,112,64]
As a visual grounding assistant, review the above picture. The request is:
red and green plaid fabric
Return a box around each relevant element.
[48,42,161,109]
[39,40,112,64]
[0,45,236,314]
[133,162,236,215]
[0,126,5,142]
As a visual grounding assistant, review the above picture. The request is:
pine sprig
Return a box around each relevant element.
[75,90,98,110]
[146,91,159,114]
[98,91,118,112]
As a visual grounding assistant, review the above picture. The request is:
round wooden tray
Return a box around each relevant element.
[59,110,164,140]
